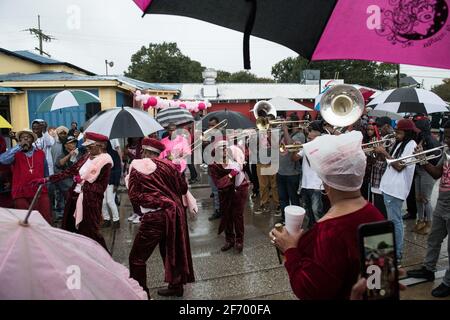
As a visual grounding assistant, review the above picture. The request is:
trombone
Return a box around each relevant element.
[279,143,303,153]
[362,134,396,155]
[189,119,228,151]
[386,146,445,166]
[256,118,310,130]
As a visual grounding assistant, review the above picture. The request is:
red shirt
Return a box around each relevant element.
[284,202,384,300]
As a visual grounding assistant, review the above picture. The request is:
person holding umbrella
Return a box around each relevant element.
[127,137,195,298]
[32,132,113,251]
[0,129,52,224]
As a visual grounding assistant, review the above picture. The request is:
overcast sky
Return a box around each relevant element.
[1,0,449,89]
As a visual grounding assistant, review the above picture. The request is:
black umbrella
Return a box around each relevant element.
[201,110,254,130]
[133,0,450,70]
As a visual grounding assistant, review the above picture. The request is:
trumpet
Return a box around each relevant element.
[256,118,310,130]
[386,146,445,166]
[362,134,396,154]
[279,143,303,153]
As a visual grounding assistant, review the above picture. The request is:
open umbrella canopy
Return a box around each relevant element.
[155,107,194,127]
[265,97,311,112]
[201,110,254,130]
[368,87,449,114]
[37,90,100,113]
[83,106,163,139]
[0,208,147,300]
[134,0,450,70]
[0,114,12,129]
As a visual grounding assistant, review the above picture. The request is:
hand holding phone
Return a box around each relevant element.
[358,221,399,300]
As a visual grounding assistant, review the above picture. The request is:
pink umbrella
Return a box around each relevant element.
[134,0,450,70]
[0,208,147,300]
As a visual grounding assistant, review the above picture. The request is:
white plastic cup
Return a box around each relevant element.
[284,205,306,235]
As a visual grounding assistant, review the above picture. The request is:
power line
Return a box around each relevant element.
[23,15,56,57]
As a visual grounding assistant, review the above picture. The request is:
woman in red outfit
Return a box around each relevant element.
[270,131,384,300]
[209,140,249,253]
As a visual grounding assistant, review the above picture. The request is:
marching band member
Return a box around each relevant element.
[127,137,196,298]
[209,139,249,253]
[160,122,191,174]
[32,132,113,250]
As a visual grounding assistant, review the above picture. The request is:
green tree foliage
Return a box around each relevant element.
[271,56,398,89]
[216,70,274,83]
[125,42,204,83]
[432,79,450,102]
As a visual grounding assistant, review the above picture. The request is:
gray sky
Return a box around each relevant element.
[1,0,449,89]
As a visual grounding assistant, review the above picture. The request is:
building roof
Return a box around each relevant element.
[0,48,95,76]
[162,83,322,101]
[0,87,19,93]
[0,72,179,92]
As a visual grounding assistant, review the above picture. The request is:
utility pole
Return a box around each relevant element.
[397,64,401,88]
[24,15,55,57]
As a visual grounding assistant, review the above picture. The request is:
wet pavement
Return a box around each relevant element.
[101,166,449,300]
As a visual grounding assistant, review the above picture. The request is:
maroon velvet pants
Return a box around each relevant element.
[220,184,249,245]
[14,194,52,225]
[129,211,182,295]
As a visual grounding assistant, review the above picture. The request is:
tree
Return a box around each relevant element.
[125,42,204,83]
[432,79,450,102]
[271,56,398,90]
[216,70,275,83]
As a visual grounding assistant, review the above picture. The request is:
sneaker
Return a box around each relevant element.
[208,210,221,221]
[127,213,138,222]
[112,220,120,229]
[407,266,435,281]
[273,211,282,217]
[132,215,141,224]
[189,177,200,184]
[416,221,432,235]
[431,283,450,298]
[402,212,416,220]
[101,220,111,228]
[412,221,426,233]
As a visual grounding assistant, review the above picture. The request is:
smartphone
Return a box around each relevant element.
[358,221,399,300]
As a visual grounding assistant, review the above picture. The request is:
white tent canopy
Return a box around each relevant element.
[250,96,311,115]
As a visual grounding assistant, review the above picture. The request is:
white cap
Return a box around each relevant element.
[302,131,366,192]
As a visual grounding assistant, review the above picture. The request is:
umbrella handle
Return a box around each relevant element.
[20,184,44,226]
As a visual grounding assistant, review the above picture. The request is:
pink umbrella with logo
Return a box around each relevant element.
[133,0,450,70]
[0,201,147,300]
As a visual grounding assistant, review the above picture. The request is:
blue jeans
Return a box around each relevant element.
[383,193,404,261]
[303,189,324,228]
[277,174,300,220]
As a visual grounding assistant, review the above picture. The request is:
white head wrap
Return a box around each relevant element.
[302,131,366,192]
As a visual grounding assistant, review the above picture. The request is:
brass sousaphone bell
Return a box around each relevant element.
[319,84,365,128]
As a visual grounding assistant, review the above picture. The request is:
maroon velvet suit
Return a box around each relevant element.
[128,158,194,293]
[209,164,249,246]
[49,154,111,250]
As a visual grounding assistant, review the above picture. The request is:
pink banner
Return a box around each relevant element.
[313,0,450,69]
[133,0,152,12]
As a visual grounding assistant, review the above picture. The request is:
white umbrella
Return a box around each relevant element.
[37,90,100,113]
[368,88,449,114]
[267,96,311,112]
[0,207,147,300]
[83,106,163,139]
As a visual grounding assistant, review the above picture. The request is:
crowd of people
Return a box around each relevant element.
[0,109,449,300]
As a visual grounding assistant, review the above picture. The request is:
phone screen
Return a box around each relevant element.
[362,231,398,300]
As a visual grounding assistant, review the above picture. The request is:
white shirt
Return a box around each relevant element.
[299,150,324,190]
[34,132,55,175]
[380,140,417,200]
